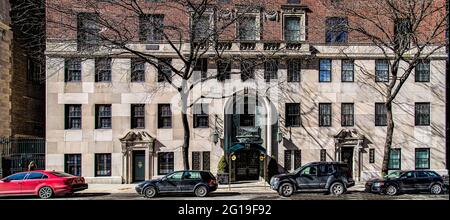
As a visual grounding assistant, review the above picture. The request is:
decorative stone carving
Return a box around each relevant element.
[219,9,233,20]
[264,10,279,22]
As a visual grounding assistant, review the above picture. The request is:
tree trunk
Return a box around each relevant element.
[381,101,394,176]
[181,93,191,170]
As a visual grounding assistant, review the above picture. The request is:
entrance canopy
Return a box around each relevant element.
[228,143,266,155]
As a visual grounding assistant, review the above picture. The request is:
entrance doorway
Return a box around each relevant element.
[234,149,260,181]
[132,151,145,182]
[341,147,354,175]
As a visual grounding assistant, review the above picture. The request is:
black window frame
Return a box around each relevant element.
[369,148,375,164]
[319,59,332,82]
[241,60,255,81]
[65,104,82,130]
[193,103,209,128]
[341,59,354,82]
[191,151,210,171]
[217,60,231,81]
[238,15,258,41]
[341,103,354,127]
[375,103,387,126]
[77,12,100,51]
[193,58,208,81]
[131,104,145,129]
[157,58,172,82]
[320,149,327,162]
[415,102,431,126]
[287,59,301,82]
[64,154,82,176]
[285,103,301,127]
[95,153,112,177]
[284,16,302,42]
[319,103,332,127]
[139,14,165,42]
[95,58,112,82]
[158,104,172,129]
[158,152,174,175]
[415,60,430,82]
[264,60,279,82]
[95,104,112,129]
[388,148,401,170]
[415,148,430,170]
[131,58,146,82]
[65,58,82,82]
[375,60,390,82]
[325,17,348,44]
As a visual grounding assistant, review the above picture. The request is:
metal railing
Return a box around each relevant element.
[0,137,45,176]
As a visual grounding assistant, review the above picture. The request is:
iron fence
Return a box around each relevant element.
[0,137,45,177]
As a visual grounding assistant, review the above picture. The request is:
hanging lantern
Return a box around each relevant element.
[212,130,219,144]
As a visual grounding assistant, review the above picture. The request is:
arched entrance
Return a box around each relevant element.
[223,89,278,182]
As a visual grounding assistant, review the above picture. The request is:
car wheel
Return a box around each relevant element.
[195,185,208,197]
[38,186,54,199]
[143,186,157,198]
[278,183,294,197]
[430,183,443,195]
[385,185,398,196]
[330,182,345,196]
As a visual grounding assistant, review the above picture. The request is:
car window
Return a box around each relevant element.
[183,171,201,180]
[26,172,47,180]
[318,164,334,176]
[301,166,317,175]
[6,173,27,181]
[405,172,415,178]
[426,171,439,177]
[167,172,183,180]
[416,171,429,178]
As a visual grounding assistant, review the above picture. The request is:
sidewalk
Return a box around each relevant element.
[82,181,367,194]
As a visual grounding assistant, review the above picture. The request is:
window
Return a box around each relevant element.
[191,151,210,171]
[65,104,82,129]
[95,58,112,82]
[415,148,430,170]
[183,171,202,179]
[287,59,301,82]
[388,149,401,170]
[95,154,111,177]
[394,18,412,48]
[27,58,42,83]
[240,97,255,127]
[264,60,278,82]
[415,60,430,82]
[320,149,327,162]
[284,17,301,42]
[238,16,258,40]
[193,104,209,128]
[319,59,332,82]
[65,154,81,176]
[285,103,301,127]
[301,165,317,175]
[375,60,389,82]
[131,104,145,129]
[95,104,112,129]
[131,58,145,82]
[415,103,430,126]
[319,103,332,127]
[217,60,231,81]
[341,60,354,82]
[241,60,255,81]
[375,103,387,126]
[158,104,172,128]
[325,17,348,43]
[77,13,99,50]
[194,58,208,81]
[341,103,354,127]
[284,150,301,171]
[139,14,164,41]
[65,58,82,82]
[26,172,47,180]
[6,173,27,181]
[158,152,174,175]
[157,59,172,82]
[192,16,211,42]
[369,149,375,163]
[287,0,300,4]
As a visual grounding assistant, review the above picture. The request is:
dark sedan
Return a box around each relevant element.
[135,170,218,198]
[365,170,445,196]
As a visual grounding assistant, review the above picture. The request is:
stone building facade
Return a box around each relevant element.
[45,0,448,183]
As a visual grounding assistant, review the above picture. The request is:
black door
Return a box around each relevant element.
[180,171,201,192]
[157,171,182,192]
[235,149,260,181]
[296,165,321,189]
[400,171,417,190]
[341,147,353,174]
[132,151,145,183]
[415,171,431,190]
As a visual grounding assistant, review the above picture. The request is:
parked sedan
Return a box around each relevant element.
[135,170,218,198]
[0,170,88,199]
[365,170,445,196]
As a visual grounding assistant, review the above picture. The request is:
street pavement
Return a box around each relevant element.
[0,181,448,200]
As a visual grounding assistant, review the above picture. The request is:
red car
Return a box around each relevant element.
[0,170,88,199]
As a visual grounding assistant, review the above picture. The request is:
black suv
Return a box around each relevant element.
[270,162,355,197]
[135,170,218,198]
[365,170,445,195]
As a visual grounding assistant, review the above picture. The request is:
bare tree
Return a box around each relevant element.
[45,0,285,170]
[322,0,448,176]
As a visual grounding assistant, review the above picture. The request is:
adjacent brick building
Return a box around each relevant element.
[45,0,448,183]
